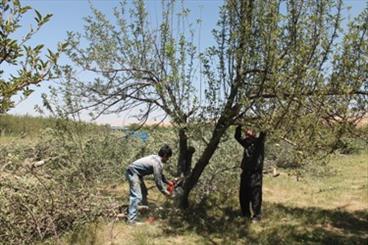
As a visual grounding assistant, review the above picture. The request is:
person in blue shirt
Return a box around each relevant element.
[125,144,173,224]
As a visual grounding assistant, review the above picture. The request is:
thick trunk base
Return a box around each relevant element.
[174,186,189,209]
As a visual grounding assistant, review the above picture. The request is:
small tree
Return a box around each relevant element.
[56,0,367,208]
[0,0,65,113]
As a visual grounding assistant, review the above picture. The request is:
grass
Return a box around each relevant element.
[60,221,206,245]
[0,135,35,145]
[0,114,108,138]
[52,152,368,245]
[264,153,368,211]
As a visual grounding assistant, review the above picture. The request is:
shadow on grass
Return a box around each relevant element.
[161,205,250,244]
[160,202,368,244]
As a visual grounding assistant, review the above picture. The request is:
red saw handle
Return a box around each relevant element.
[167,180,175,194]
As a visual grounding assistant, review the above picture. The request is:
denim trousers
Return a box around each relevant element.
[125,169,147,222]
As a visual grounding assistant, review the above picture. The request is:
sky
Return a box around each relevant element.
[5,0,367,126]
[7,0,223,126]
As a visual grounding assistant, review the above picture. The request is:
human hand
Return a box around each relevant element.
[164,190,174,198]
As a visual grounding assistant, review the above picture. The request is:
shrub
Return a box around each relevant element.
[0,124,142,244]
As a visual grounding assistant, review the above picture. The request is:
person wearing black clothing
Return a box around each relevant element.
[235,125,266,222]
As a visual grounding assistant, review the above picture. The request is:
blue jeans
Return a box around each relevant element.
[125,169,147,222]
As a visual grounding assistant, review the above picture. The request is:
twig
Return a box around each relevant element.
[281,137,297,146]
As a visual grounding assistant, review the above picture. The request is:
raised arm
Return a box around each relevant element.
[235,125,244,144]
[235,126,254,147]
[258,131,267,143]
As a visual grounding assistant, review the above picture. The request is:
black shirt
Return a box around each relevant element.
[235,126,266,172]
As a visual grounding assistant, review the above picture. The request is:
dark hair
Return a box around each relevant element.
[158,144,172,158]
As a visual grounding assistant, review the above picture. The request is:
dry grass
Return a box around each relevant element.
[356,116,368,128]
[61,221,205,245]
[264,153,368,211]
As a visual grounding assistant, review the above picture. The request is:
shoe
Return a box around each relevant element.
[251,215,261,223]
[126,220,145,225]
[116,213,126,219]
[138,205,149,210]
[241,212,251,220]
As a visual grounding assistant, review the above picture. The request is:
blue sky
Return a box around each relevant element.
[8,0,223,125]
[6,0,367,126]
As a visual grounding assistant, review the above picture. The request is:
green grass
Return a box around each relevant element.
[54,152,368,245]
[0,114,108,138]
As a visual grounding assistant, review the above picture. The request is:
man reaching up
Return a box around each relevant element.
[235,126,266,222]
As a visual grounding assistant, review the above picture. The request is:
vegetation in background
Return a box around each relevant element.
[0,114,109,137]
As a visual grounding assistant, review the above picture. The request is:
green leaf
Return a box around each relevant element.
[44,13,53,22]
[23,88,34,97]
[3,3,10,12]
[47,48,54,56]
[60,42,69,50]
[34,9,42,22]
[19,6,32,14]
[34,44,44,52]
[13,0,20,8]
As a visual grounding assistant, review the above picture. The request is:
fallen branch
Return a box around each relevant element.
[281,137,297,146]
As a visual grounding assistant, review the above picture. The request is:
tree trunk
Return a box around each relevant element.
[177,127,188,176]
[178,117,232,208]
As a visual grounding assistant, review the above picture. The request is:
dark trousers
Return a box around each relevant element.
[239,170,263,218]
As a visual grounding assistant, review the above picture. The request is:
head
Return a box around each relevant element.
[158,144,173,163]
[244,128,256,138]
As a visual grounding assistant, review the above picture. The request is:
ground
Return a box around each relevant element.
[53,152,368,245]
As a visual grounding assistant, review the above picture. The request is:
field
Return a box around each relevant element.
[0,115,367,245]
[57,153,368,245]
[2,0,368,243]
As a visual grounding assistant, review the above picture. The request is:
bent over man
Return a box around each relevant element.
[235,126,266,222]
[125,144,173,224]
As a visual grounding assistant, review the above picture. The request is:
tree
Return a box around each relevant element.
[61,0,199,177]
[0,0,65,113]
[56,0,367,208]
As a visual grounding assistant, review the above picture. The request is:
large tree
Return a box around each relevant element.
[57,0,367,208]
[0,0,65,113]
